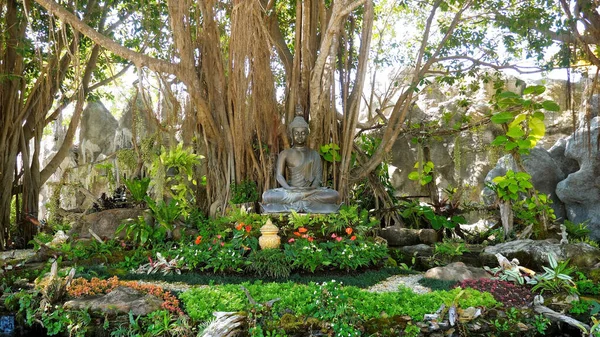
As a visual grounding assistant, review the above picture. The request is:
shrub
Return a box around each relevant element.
[246,249,292,279]
[455,278,533,307]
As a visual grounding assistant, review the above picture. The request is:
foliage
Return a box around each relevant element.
[490,170,533,202]
[230,180,259,204]
[150,144,202,218]
[433,240,469,258]
[408,160,434,186]
[532,314,551,335]
[564,220,592,241]
[116,216,158,247]
[309,280,361,336]
[490,86,558,156]
[319,143,341,163]
[180,281,496,323]
[146,198,181,233]
[132,252,185,275]
[246,249,293,279]
[124,177,151,205]
[456,278,533,307]
[400,199,466,231]
[530,253,578,295]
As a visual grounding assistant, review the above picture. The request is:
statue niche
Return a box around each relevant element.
[261,116,340,213]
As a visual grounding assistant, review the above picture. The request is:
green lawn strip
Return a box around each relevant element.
[115,267,407,288]
[179,281,497,323]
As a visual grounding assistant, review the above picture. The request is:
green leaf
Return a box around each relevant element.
[505,142,518,151]
[408,171,420,181]
[491,136,508,146]
[523,85,546,95]
[508,184,519,193]
[506,126,525,139]
[532,111,545,120]
[498,91,521,98]
[542,100,560,112]
[491,112,514,124]
[529,117,546,140]
[517,139,532,149]
[421,175,432,185]
[509,113,527,128]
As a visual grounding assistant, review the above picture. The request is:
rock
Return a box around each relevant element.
[556,117,600,240]
[378,226,438,246]
[69,208,153,240]
[424,262,491,282]
[398,244,433,257]
[79,101,118,163]
[548,138,579,176]
[64,286,163,316]
[481,147,567,221]
[481,240,600,269]
[378,226,420,246]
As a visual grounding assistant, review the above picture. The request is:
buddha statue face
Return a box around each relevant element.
[292,127,308,147]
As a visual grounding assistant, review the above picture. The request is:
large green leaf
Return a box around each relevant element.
[529,116,546,140]
[523,85,546,95]
[506,126,525,139]
[491,112,514,124]
[542,100,560,112]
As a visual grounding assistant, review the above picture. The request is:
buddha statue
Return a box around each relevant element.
[261,115,340,213]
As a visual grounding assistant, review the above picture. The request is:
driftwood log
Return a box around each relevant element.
[200,312,246,337]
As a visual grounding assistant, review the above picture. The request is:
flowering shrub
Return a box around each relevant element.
[68,276,182,315]
[455,278,533,308]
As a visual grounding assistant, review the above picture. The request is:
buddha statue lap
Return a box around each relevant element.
[261,115,340,213]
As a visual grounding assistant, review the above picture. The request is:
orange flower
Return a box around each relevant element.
[298,227,308,233]
[294,231,301,236]
[195,235,202,244]
[350,235,356,241]
[235,223,244,231]
[307,237,314,242]
[345,227,353,235]
[245,225,252,233]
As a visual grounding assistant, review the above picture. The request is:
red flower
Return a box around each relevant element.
[294,231,301,237]
[245,225,252,233]
[288,238,295,243]
[235,223,244,231]
[195,236,202,245]
[350,235,356,241]
[336,236,342,242]
[298,227,308,233]
[307,237,314,242]
[345,227,353,235]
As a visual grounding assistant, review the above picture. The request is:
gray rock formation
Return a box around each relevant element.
[69,208,153,240]
[79,101,118,163]
[556,117,600,240]
[481,147,567,221]
[64,286,163,316]
[424,261,491,281]
[481,239,600,269]
[378,226,438,246]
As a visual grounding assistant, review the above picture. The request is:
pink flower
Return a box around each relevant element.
[288,238,295,243]
[336,236,342,242]
[302,234,308,238]
[220,242,225,246]
[217,235,222,239]
[331,233,337,238]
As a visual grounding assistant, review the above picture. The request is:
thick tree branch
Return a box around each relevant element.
[34,0,179,75]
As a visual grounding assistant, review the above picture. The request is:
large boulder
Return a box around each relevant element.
[378,226,438,246]
[64,286,163,316]
[79,101,118,163]
[481,147,566,221]
[424,262,491,282]
[69,208,152,240]
[556,117,600,240]
[481,239,600,269]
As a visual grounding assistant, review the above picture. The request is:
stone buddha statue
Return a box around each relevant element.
[261,115,340,213]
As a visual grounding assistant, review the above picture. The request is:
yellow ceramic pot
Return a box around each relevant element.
[259,219,281,249]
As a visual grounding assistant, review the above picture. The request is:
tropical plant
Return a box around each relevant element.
[408,160,435,186]
[531,253,578,295]
[230,180,259,204]
[124,177,151,205]
[147,198,181,233]
[116,216,155,247]
[246,249,292,279]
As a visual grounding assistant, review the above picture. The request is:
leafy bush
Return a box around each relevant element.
[180,281,496,323]
[531,253,578,295]
[456,278,533,307]
[230,180,259,204]
[246,249,292,279]
[123,177,150,204]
